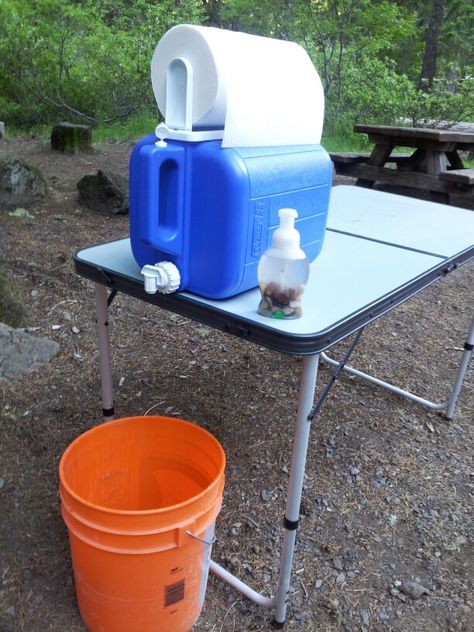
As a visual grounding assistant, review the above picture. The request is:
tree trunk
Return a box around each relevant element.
[202,0,222,26]
[281,0,296,40]
[418,0,447,89]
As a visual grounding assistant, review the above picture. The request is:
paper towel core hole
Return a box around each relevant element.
[166,57,193,130]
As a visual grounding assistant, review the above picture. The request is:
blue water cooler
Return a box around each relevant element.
[129,26,333,299]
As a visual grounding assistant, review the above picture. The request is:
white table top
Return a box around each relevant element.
[327,186,474,257]
[74,186,474,354]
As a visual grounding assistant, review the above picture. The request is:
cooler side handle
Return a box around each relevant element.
[139,144,185,256]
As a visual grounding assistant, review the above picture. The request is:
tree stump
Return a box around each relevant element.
[0,122,5,139]
[51,122,92,153]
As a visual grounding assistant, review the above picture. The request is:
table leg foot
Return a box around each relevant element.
[102,406,115,420]
[272,618,285,629]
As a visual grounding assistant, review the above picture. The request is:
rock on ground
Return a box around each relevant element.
[400,581,430,599]
[0,266,28,327]
[77,169,129,214]
[0,323,59,379]
[0,157,46,210]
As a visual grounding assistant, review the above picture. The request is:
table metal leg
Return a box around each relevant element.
[321,351,447,411]
[321,311,473,419]
[208,355,320,623]
[446,314,474,420]
[94,284,115,421]
[209,337,362,624]
[273,354,320,627]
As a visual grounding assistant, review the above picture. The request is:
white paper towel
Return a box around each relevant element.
[151,24,325,147]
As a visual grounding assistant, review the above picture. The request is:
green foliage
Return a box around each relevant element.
[295,0,473,134]
[334,58,418,124]
[321,123,369,152]
[0,0,204,126]
[296,0,416,87]
[439,0,474,74]
[92,111,159,142]
[0,0,472,140]
[404,73,474,126]
[213,0,297,38]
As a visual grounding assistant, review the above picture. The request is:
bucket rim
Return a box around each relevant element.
[59,415,226,516]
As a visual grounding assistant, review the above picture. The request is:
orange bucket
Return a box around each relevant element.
[59,416,225,632]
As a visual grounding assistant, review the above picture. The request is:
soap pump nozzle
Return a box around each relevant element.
[271,208,301,253]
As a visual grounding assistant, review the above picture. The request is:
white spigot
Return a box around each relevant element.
[141,262,180,294]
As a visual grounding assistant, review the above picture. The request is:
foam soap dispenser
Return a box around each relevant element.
[257,208,309,319]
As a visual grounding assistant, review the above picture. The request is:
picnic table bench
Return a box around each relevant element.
[330,125,474,209]
[330,151,412,170]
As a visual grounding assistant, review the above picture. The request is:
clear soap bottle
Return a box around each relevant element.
[257,208,309,319]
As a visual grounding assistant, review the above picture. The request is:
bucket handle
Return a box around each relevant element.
[185,530,216,546]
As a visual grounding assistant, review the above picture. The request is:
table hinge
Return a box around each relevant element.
[308,327,365,420]
[225,323,249,338]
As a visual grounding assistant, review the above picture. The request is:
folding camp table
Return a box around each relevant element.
[73,186,474,627]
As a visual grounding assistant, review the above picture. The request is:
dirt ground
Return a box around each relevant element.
[0,137,473,632]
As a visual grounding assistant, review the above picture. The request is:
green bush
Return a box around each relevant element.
[0,0,204,127]
[404,73,474,126]
[1,0,472,144]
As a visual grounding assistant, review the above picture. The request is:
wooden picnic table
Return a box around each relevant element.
[331,124,474,209]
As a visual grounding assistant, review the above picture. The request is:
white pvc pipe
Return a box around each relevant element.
[320,352,447,411]
[94,284,115,421]
[209,560,275,609]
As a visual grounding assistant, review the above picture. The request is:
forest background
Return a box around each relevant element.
[0,0,473,148]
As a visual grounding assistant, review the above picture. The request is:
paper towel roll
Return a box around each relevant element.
[151,24,325,147]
